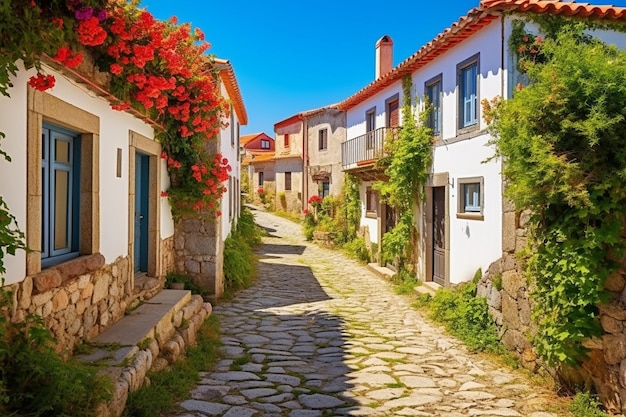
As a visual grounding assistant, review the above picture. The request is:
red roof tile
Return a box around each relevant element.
[337,0,626,111]
[214,58,248,125]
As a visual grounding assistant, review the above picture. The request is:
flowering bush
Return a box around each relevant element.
[308,195,323,207]
[510,20,545,73]
[0,0,230,218]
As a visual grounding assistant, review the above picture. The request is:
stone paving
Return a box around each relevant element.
[171,209,569,417]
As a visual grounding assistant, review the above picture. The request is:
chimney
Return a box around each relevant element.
[375,35,393,79]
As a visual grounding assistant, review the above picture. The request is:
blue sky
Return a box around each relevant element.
[139,0,626,136]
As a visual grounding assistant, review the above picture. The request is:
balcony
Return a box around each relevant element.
[341,127,399,171]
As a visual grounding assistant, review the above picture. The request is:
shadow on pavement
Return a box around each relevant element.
[256,243,306,256]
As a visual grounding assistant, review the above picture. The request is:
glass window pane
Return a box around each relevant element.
[54,169,69,250]
[55,139,70,163]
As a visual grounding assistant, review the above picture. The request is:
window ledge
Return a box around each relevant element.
[456,213,484,221]
[365,212,378,219]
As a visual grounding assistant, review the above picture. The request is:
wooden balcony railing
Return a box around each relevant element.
[341,127,400,170]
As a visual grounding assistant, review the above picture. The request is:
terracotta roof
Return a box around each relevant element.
[274,105,339,129]
[247,152,275,163]
[337,0,626,111]
[214,58,248,125]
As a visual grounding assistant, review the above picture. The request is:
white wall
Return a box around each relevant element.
[359,181,379,245]
[346,81,402,141]
[0,63,174,283]
[219,82,242,240]
[432,134,503,284]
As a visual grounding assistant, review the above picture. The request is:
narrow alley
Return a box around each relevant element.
[171,209,566,417]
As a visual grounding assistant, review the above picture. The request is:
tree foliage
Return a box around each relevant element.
[485,22,626,365]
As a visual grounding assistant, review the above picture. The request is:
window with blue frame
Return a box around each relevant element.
[463,183,480,212]
[457,54,479,129]
[457,176,484,219]
[41,124,81,267]
[425,74,442,136]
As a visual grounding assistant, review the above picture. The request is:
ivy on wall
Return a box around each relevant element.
[484,20,626,365]
[375,75,433,267]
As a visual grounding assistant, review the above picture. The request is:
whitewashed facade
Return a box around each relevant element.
[340,5,626,286]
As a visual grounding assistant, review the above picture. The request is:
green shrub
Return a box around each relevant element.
[427,282,503,353]
[0,287,112,416]
[569,392,607,417]
[223,207,261,294]
[343,237,371,264]
[123,315,222,417]
[392,268,419,295]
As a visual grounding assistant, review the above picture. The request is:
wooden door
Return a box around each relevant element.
[432,186,445,286]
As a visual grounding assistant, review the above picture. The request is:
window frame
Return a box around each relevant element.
[285,171,292,191]
[261,139,270,149]
[318,128,328,151]
[385,94,400,128]
[457,176,484,220]
[457,53,480,132]
[365,186,379,218]
[320,181,330,198]
[26,87,100,276]
[365,107,376,149]
[284,133,290,148]
[41,123,81,268]
[425,73,443,137]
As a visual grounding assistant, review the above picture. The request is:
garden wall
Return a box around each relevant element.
[7,235,174,355]
[477,197,626,413]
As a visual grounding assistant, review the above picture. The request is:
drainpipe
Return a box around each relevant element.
[302,117,308,212]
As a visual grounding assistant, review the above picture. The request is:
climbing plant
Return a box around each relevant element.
[375,75,433,266]
[0,0,229,219]
[484,21,626,365]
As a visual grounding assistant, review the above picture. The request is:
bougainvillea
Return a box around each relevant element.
[0,0,231,218]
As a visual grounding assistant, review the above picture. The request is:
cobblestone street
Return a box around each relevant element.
[171,209,568,417]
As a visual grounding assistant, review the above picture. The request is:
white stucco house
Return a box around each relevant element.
[338,0,626,287]
[0,52,246,350]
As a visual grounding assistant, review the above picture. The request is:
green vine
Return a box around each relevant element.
[485,21,626,365]
[375,75,433,266]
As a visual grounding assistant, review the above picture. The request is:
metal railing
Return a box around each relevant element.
[341,127,399,170]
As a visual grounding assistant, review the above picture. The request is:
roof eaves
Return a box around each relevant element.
[215,58,248,126]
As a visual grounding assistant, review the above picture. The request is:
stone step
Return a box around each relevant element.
[415,281,441,297]
[367,263,395,280]
[77,289,192,366]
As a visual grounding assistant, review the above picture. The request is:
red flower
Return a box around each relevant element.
[160,191,168,197]
[110,63,124,75]
[308,195,323,205]
[51,17,63,28]
[78,17,107,46]
[111,102,130,111]
[28,73,55,91]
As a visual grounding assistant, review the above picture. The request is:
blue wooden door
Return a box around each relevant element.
[134,153,149,273]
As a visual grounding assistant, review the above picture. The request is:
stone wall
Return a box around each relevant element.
[9,255,133,354]
[174,215,224,299]
[477,199,626,413]
[97,296,212,417]
[6,236,175,355]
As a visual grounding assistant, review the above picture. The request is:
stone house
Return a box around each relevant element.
[273,107,345,213]
[0,52,246,352]
[304,108,346,204]
[174,58,247,300]
[240,132,276,200]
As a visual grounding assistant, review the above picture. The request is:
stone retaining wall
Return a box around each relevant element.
[478,201,626,413]
[7,237,175,354]
[98,296,212,417]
